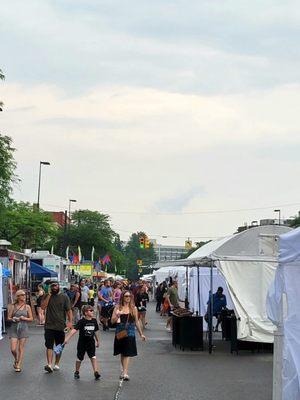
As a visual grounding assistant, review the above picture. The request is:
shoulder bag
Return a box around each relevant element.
[116,313,130,340]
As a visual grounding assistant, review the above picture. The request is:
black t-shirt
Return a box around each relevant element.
[75,318,99,342]
[135,292,149,308]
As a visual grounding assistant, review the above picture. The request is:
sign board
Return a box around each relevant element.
[79,264,92,277]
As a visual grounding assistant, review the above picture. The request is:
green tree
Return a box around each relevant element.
[54,209,127,274]
[124,232,157,279]
[182,240,211,258]
[289,215,300,228]
[0,202,57,250]
[0,134,19,205]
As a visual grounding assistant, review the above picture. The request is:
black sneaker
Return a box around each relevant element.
[94,371,101,380]
[74,371,80,380]
[44,365,53,373]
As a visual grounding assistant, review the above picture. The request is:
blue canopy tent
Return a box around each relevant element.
[30,261,58,279]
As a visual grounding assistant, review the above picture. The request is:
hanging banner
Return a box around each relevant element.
[79,264,92,277]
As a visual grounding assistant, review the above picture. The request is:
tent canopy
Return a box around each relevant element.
[30,261,58,279]
[158,225,292,343]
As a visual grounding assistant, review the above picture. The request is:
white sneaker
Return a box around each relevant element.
[53,365,60,371]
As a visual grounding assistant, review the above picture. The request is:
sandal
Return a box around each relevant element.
[13,361,18,370]
[15,365,21,372]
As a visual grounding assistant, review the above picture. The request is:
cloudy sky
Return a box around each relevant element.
[1,1,300,245]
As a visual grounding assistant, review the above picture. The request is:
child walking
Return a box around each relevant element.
[64,305,101,380]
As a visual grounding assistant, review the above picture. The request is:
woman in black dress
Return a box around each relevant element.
[111,291,145,381]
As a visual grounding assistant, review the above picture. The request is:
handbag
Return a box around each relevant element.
[116,313,130,340]
[6,305,24,328]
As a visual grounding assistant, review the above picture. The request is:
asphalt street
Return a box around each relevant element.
[0,302,272,400]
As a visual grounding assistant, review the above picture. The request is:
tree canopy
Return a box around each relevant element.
[0,134,19,205]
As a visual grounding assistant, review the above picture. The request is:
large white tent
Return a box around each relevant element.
[187,224,292,343]
[267,227,300,400]
[159,225,292,344]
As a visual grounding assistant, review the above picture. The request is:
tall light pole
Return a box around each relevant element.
[37,161,50,210]
[274,209,281,225]
[69,199,77,224]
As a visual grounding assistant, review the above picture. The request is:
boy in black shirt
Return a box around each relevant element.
[64,305,100,380]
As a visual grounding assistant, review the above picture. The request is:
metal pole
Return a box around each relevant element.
[37,162,42,210]
[209,260,213,354]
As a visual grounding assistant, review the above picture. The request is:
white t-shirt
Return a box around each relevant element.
[81,285,89,303]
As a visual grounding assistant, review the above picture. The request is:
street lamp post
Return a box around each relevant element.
[274,209,281,226]
[69,199,77,224]
[37,161,50,210]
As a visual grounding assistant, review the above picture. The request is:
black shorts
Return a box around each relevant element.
[101,304,113,319]
[77,340,96,361]
[44,329,65,349]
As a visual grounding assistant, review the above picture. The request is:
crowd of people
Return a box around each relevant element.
[6,276,228,380]
[6,278,150,381]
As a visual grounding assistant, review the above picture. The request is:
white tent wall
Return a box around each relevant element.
[267,228,300,400]
[219,260,277,342]
[188,266,235,316]
[154,266,187,301]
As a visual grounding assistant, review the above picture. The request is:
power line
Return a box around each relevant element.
[42,202,300,216]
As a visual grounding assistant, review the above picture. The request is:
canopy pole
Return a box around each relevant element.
[185,266,189,309]
[208,260,213,354]
[197,265,200,315]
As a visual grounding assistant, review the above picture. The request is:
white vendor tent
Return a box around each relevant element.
[187,224,292,343]
[160,225,292,348]
[189,266,235,317]
[154,266,187,301]
[267,227,300,400]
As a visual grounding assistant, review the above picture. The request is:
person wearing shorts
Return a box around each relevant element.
[64,305,100,380]
[41,282,72,373]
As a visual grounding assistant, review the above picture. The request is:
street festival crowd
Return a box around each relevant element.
[5,278,227,380]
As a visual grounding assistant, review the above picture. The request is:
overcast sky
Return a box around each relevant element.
[1,1,300,245]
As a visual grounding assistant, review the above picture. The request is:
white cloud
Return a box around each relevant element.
[1,1,300,243]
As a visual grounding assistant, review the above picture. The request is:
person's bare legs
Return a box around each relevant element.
[46,348,53,366]
[10,338,18,366]
[90,356,99,373]
[122,356,130,375]
[54,352,61,366]
[75,360,81,372]
[17,338,27,368]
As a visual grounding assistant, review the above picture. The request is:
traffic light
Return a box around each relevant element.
[139,236,145,248]
[145,237,150,249]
